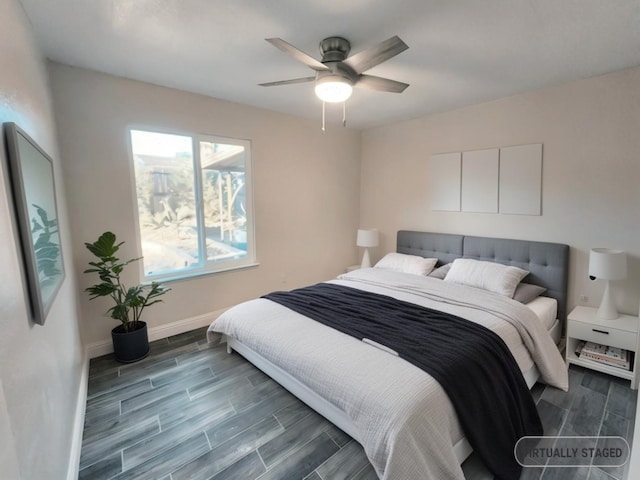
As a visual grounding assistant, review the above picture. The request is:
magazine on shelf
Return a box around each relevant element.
[576,340,631,370]
[581,351,630,370]
[581,341,626,360]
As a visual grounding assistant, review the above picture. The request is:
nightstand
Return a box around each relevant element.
[566,306,639,389]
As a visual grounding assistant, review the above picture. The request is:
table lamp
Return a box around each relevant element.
[589,248,627,320]
[356,228,378,268]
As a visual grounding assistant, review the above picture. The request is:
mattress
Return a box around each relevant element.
[208,268,569,480]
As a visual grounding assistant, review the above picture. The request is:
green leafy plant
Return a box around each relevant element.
[84,231,170,332]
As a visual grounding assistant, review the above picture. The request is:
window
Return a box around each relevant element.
[129,129,255,280]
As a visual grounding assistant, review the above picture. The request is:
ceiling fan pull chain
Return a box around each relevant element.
[343,101,347,127]
[322,101,326,132]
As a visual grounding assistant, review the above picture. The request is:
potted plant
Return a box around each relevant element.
[84,231,170,363]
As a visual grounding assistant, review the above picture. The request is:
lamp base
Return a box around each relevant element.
[361,248,372,268]
[597,281,619,320]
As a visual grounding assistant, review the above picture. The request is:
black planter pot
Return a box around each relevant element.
[111,321,150,363]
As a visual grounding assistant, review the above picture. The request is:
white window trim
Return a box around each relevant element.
[127,126,257,282]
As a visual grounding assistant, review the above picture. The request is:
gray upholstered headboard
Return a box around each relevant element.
[397,231,570,321]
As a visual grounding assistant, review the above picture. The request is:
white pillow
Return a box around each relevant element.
[374,253,437,276]
[444,258,529,297]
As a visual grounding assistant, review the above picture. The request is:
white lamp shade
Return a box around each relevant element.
[356,229,379,248]
[589,248,627,280]
[315,76,353,103]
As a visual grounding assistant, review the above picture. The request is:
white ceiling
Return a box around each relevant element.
[20,0,640,130]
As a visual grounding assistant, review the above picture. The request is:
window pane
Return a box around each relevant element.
[199,140,248,264]
[131,130,199,276]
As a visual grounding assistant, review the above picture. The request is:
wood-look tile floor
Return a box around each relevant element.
[80,327,636,480]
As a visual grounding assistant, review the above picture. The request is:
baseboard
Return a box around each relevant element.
[67,347,89,480]
[85,309,227,359]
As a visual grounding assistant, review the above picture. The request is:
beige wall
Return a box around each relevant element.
[0,1,84,479]
[49,64,362,346]
[361,66,640,317]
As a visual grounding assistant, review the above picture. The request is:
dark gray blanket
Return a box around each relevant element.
[263,283,542,480]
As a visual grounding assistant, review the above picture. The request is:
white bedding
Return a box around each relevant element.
[526,295,558,331]
[207,268,568,480]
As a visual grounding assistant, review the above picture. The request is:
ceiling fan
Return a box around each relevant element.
[259,35,409,127]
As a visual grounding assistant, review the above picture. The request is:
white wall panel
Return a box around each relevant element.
[429,152,461,211]
[499,144,542,215]
[461,148,499,213]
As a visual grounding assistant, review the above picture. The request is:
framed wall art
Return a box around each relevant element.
[4,122,65,325]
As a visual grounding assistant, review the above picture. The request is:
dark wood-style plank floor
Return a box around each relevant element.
[80,327,636,480]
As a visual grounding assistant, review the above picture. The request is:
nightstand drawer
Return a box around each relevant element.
[569,320,637,351]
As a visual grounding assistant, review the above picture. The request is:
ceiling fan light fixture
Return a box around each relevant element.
[314,75,353,103]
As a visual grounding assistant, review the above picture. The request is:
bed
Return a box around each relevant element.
[207,231,570,479]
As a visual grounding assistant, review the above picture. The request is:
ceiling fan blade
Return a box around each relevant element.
[343,36,409,74]
[357,75,409,93]
[259,77,316,87]
[265,38,329,71]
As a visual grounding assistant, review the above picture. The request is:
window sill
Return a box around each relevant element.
[143,262,260,285]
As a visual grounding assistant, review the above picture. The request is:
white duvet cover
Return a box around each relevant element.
[207,268,569,480]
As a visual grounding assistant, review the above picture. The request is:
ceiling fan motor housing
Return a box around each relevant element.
[319,37,351,62]
[316,37,358,85]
